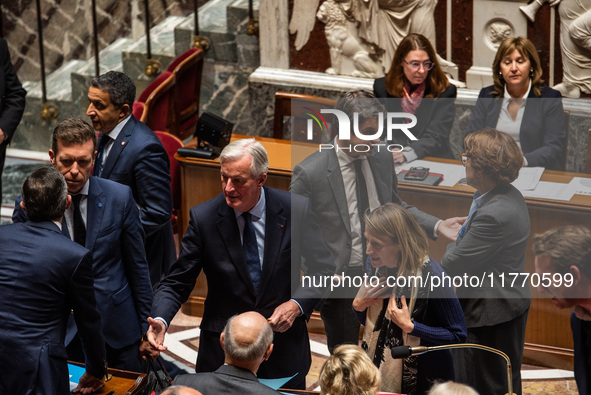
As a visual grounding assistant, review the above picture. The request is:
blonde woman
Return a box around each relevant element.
[353,203,466,395]
[320,344,381,395]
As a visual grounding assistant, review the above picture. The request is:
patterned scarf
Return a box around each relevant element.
[361,259,433,395]
[401,80,426,116]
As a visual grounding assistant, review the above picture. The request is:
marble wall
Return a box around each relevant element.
[2,0,198,82]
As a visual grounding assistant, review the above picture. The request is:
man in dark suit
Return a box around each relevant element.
[174,311,280,394]
[533,225,591,395]
[13,118,153,372]
[0,166,106,394]
[145,138,335,389]
[0,37,26,203]
[291,90,464,353]
[87,70,174,288]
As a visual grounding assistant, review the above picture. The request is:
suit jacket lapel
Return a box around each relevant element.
[327,149,351,235]
[216,200,256,295]
[100,116,135,178]
[258,187,286,301]
[84,177,105,252]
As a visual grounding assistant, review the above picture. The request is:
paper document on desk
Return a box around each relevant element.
[511,167,544,191]
[568,177,591,196]
[520,181,576,201]
[396,160,465,187]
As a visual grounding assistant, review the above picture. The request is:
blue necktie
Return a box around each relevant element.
[243,212,261,293]
[457,198,478,238]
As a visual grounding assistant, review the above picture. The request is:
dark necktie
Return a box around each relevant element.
[94,135,110,176]
[243,212,262,293]
[72,194,86,247]
[354,159,370,263]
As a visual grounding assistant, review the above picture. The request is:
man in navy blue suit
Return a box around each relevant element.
[146,138,335,389]
[0,166,106,394]
[13,118,153,372]
[87,70,175,288]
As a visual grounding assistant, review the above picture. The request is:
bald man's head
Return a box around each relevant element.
[221,311,274,364]
[161,385,202,395]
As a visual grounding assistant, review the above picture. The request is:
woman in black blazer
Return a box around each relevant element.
[467,36,566,170]
[373,34,456,163]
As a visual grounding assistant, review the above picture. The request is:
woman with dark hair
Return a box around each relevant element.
[353,203,466,395]
[467,36,566,170]
[373,33,456,163]
[442,128,531,395]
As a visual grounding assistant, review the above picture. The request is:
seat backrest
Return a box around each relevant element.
[139,71,179,136]
[168,48,205,140]
[273,91,337,143]
[154,131,183,212]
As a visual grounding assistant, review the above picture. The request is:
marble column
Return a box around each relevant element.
[466,0,529,89]
[259,0,290,69]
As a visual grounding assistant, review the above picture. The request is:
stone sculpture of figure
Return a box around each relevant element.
[290,0,459,80]
[521,0,591,98]
[317,0,384,77]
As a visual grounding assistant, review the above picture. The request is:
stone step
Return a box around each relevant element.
[174,0,258,64]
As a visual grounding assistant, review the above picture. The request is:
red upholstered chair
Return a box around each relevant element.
[154,131,184,252]
[167,48,205,140]
[136,71,179,136]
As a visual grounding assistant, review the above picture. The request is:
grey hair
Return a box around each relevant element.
[219,138,269,177]
[90,71,136,109]
[222,314,274,361]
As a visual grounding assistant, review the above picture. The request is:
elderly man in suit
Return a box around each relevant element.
[0,166,106,394]
[87,70,174,288]
[13,118,153,372]
[0,37,26,203]
[441,129,531,395]
[174,312,280,394]
[291,90,464,353]
[145,138,335,389]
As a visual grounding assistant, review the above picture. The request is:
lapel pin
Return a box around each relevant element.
[121,141,126,146]
[98,203,103,208]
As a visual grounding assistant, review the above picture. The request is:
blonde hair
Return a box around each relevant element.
[364,203,429,277]
[320,345,381,395]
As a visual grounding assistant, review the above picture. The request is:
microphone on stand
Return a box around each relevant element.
[390,343,515,395]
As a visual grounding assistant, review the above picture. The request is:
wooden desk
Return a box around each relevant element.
[177,139,589,369]
[69,363,147,395]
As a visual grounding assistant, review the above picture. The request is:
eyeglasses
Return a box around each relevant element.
[460,153,469,165]
[404,60,435,71]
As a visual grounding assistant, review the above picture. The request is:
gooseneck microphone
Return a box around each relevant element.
[390,343,514,395]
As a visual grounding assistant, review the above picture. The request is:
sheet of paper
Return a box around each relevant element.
[68,363,85,391]
[569,177,591,196]
[519,181,576,201]
[511,167,544,191]
[260,373,297,390]
[396,159,466,187]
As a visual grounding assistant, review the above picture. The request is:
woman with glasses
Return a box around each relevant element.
[442,128,531,395]
[373,33,456,164]
[353,203,466,395]
[467,36,566,170]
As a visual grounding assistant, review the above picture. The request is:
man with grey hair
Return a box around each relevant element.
[533,225,591,394]
[147,138,334,389]
[173,312,280,394]
[161,385,202,395]
[87,70,175,288]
